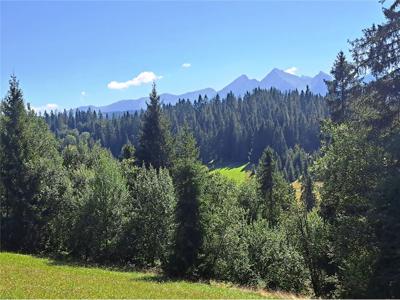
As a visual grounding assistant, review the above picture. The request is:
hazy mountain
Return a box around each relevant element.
[218,75,259,98]
[259,68,308,91]
[79,88,217,113]
[78,69,331,113]
[309,71,332,95]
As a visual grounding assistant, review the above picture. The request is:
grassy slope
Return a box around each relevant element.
[211,164,323,203]
[0,252,271,299]
[211,163,250,185]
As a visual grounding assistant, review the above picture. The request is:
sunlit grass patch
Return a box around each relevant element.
[0,252,271,299]
[211,163,251,185]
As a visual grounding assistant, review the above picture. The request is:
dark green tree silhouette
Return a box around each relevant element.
[138,82,172,169]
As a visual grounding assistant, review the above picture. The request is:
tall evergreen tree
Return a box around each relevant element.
[316,2,400,295]
[167,128,206,277]
[325,51,358,123]
[349,1,400,296]
[0,76,31,250]
[300,174,316,212]
[138,82,172,169]
[172,123,200,164]
[257,147,276,226]
[0,76,70,253]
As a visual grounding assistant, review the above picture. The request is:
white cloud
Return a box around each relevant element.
[32,103,60,113]
[46,103,59,110]
[81,91,86,96]
[182,63,191,68]
[107,71,162,90]
[284,67,298,75]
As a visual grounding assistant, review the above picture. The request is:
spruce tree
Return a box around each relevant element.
[300,174,316,212]
[0,76,30,250]
[0,76,70,253]
[325,51,358,123]
[349,1,400,296]
[167,127,206,277]
[256,147,276,226]
[138,82,172,169]
[173,123,200,164]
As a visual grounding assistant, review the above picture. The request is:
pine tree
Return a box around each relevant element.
[167,162,205,277]
[300,174,316,212]
[0,76,30,250]
[325,51,358,123]
[0,76,70,253]
[256,147,276,226]
[138,82,172,169]
[172,123,200,164]
[349,1,400,296]
[167,127,206,277]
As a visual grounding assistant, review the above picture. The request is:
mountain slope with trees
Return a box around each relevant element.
[45,87,327,181]
[1,1,399,298]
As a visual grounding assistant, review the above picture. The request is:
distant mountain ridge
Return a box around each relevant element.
[78,69,331,113]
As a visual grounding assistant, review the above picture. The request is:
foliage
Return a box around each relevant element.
[238,178,263,223]
[198,173,252,283]
[300,174,316,212]
[313,1,400,297]
[0,76,71,254]
[1,1,398,296]
[325,51,359,123]
[167,161,206,277]
[256,147,293,226]
[137,83,172,169]
[70,147,128,263]
[44,88,325,181]
[120,166,176,267]
[245,219,308,293]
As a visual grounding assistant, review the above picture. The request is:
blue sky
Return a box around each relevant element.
[1,0,385,111]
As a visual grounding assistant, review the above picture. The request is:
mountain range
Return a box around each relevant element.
[79,68,332,113]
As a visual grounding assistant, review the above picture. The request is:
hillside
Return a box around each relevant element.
[0,252,291,299]
[211,163,251,184]
[48,88,325,180]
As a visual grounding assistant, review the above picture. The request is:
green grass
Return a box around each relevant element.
[0,252,271,299]
[211,163,251,184]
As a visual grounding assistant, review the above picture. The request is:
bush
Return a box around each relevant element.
[198,173,252,283]
[70,148,128,263]
[245,219,308,293]
[120,166,176,267]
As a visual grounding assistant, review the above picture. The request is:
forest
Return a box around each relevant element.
[0,1,399,298]
[44,87,327,181]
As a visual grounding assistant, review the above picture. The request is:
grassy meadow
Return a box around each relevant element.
[0,252,289,299]
[211,163,251,184]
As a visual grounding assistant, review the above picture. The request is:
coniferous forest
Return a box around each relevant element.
[45,87,326,181]
[1,1,399,298]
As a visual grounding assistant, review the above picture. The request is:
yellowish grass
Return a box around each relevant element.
[292,180,323,202]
